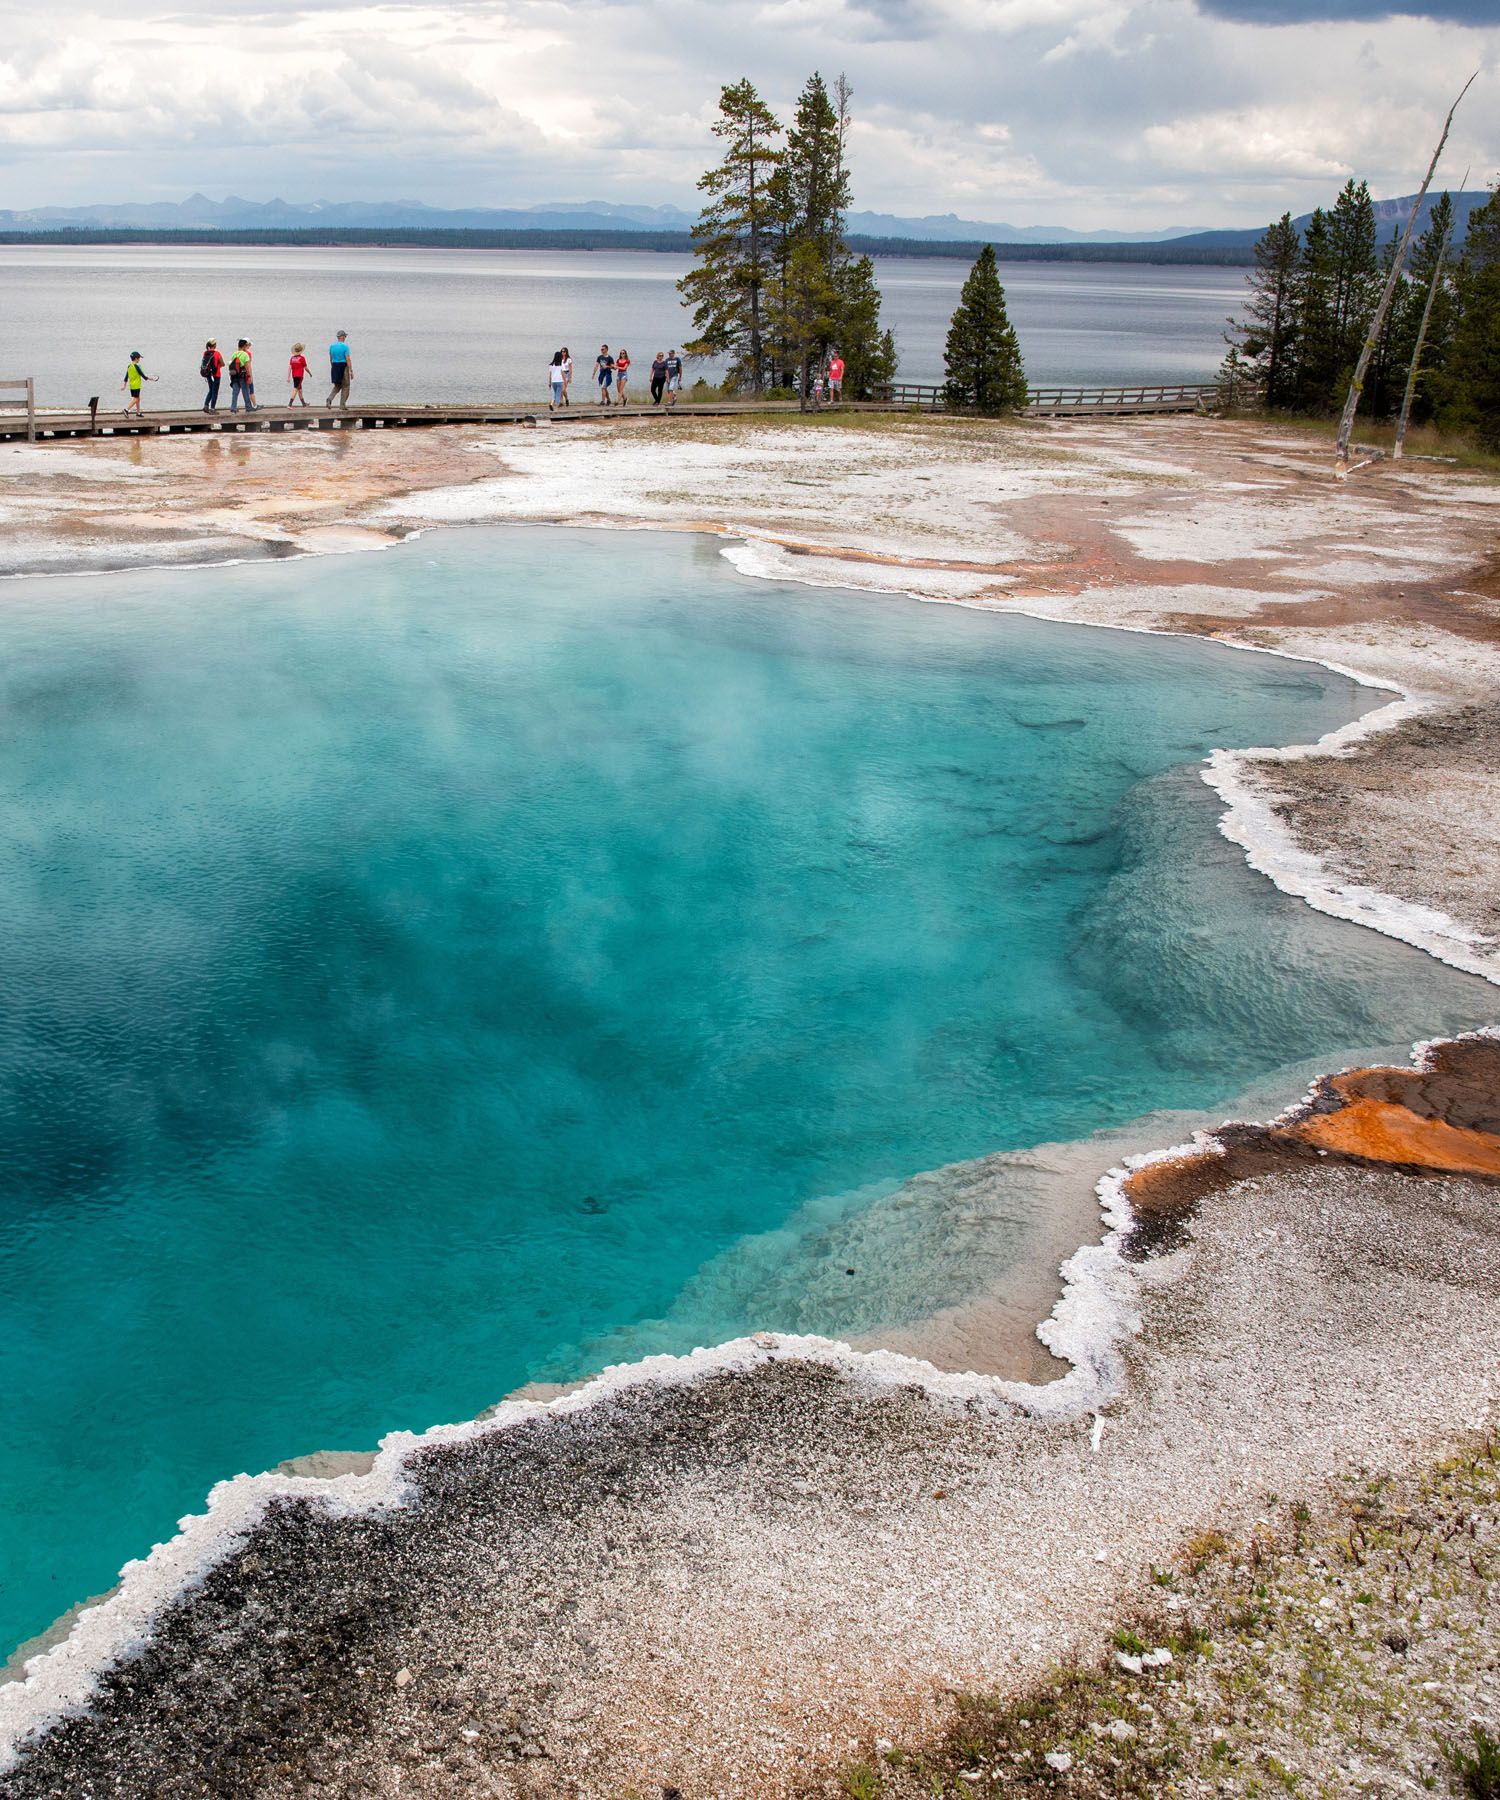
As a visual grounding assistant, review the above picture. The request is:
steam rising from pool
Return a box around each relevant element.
[0,524,1490,1656]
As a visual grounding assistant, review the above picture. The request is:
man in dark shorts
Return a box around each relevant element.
[595,344,615,405]
[649,351,668,405]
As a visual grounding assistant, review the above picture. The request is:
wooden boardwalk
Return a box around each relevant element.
[0,382,1238,446]
[0,400,796,446]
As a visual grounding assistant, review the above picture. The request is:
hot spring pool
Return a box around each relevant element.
[0,525,1492,1656]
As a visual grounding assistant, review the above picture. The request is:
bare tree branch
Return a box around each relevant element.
[1393,170,1465,461]
[1333,70,1477,480]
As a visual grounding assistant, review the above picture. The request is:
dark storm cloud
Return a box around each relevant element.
[1199,0,1495,22]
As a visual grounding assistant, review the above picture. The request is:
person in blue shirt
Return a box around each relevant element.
[326,331,353,409]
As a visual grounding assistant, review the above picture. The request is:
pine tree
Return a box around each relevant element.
[677,79,783,396]
[943,246,1028,414]
[770,239,840,408]
[1293,209,1338,412]
[832,255,897,398]
[1328,179,1380,385]
[782,73,850,260]
[1442,182,1500,450]
[1221,213,1301,409]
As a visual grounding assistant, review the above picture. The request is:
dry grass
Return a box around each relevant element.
[838,1434,1500,1799]
[1230,410,1500,475]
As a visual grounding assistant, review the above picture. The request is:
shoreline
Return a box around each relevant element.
[0,413,1497,1790]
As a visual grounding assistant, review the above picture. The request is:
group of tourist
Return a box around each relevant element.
[546,346,686,411]
[118,335,847,419]
[119,333,357,415]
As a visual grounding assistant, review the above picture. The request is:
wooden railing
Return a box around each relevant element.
[869,380,1244,416]
[1028,382,1224,414]
[0,377,36,441]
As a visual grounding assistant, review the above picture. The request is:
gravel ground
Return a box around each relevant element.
[3,1155,1497,1799]
[867,1435,1500,1798]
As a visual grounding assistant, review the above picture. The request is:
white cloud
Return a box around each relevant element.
[0,0,1493,227]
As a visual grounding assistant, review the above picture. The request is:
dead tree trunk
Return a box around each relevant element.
[1333,72,1475,479]
[1393,177,1463,460]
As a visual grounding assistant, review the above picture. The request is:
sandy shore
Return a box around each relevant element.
[0,411,1497,1795]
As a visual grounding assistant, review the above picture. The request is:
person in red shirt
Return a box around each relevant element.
[827,353,845,403]
[200,340,224,412]
[288,343,310,407]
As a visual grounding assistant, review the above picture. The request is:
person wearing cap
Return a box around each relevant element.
[200,339,224,412]
[327,331,353,409]
[229,340,256,412]
[121,352,157,415]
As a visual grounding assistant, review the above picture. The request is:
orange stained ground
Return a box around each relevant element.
[1290,1099,1500,1178]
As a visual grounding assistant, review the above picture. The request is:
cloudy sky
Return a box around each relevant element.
[0,0,1494,229]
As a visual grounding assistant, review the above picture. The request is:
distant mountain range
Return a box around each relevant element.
[0,190,1484,249]
[1167,189,1488,252]
[0,193,1215,243]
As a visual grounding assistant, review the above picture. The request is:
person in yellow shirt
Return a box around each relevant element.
[121,352,157,415]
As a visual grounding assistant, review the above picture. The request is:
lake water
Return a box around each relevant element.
[0,524,1493,1657]
[0,244,1246,413]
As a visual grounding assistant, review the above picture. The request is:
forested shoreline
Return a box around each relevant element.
[1223,178,1500,447]
[0,226,1259,265]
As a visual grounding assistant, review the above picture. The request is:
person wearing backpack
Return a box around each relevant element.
[200,340,224,412]
[229,340,256,413]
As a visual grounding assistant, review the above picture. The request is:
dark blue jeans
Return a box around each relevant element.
[204,376,221,409]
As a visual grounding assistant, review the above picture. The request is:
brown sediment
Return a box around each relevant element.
[1123,1035,1500,1258]
[775,539,1017,577]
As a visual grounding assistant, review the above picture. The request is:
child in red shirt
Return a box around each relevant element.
[288,344,309,407]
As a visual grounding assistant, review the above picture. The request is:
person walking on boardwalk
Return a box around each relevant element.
[287,344,310,407]
[200,340,224,412]
[559,348,573,406]
[326,331,353,408]
[827,352,845,404]
[228,340,256,412]
[614,347,631,405]
[548,350,565,412]
[594,344,615,405]
[649,351,667,406]
[121,352,157,415]
[664,349,682,406]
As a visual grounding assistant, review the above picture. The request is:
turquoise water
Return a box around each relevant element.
[0,525,1492,1654]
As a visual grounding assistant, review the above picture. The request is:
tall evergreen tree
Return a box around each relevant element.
[1293,208,1338,411]
[943,246,1028,414]
[782,73,851,259]
[1442,182,1500,450]
[1221,213,1301,408]
[1328,178,1380,383]
[677,80,783,396]
[770,239,840,409]
[827,256,897,398]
